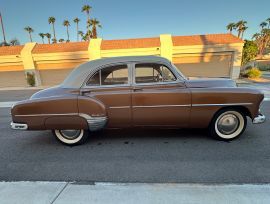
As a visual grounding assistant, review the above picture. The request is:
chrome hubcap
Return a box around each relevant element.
[217,114,239,135]
[60,130,81,140]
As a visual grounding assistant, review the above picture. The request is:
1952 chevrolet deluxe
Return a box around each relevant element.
[11,56,266,145]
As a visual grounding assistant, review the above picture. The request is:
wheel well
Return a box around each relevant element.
[216,106,252,118]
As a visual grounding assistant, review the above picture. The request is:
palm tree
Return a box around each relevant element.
[240,26,248,39]
[58,38,65,43]
[48,16,57,42]
[73,17,80,41]
[235,20,247,38]
[89,18,102,39]
[252,33,261,41]
[45,33,51,44]
[63,20,70,41]
[82,5,91,21]
[226,23,235,34]
[9,38,20,46]
[260,22,267,30]
[267,18,270,28]
[39,33,45,44]
[24,26,34,42]
[82,5,92,40]
[78,31,84,41]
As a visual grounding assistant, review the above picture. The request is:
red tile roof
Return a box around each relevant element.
[32,41,89,54]
[172,33,243,46]
[0,34,243,56]
[0,45,24,56]
[101,37,160,50]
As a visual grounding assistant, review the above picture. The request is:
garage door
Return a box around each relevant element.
[173,52,233,78]
[38,68,73,86]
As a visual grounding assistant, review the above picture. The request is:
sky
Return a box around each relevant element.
[1,0,270,44]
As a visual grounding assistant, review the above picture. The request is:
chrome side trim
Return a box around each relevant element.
[15,113,78,117]
[87,116,108,131]
[78,113,107,131]
[133,104,191,108]
[109,106,130,109]
[253,114,266,124]
[11,122,28,130]
[192,103,253,107]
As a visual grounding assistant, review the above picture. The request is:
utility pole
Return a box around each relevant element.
[0,12,7,43]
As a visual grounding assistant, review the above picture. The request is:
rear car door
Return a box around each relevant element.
[81,63,132,128]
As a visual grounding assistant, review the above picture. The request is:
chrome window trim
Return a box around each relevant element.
[132,62,184,86]
[83,62,132,88]
[81,60,185,89]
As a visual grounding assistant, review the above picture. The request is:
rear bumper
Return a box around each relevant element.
[11,122,28,130]
[252,114,266,124]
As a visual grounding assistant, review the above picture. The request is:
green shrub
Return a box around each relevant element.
[26,72,36,86]
[246,67,262,79]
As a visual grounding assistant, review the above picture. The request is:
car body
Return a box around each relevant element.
[11,56,266,145]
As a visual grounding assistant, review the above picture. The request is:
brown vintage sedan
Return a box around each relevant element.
[11,56,266,145]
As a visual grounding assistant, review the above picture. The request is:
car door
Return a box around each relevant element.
[81,63,132,128]
[131,63,191,127]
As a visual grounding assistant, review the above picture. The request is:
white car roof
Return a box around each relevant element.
[61,56,172,88]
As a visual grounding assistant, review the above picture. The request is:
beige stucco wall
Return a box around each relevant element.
[0,36,244,87]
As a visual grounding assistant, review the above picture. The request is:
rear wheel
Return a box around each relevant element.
[53,129,89,145]
[209,109,247,141]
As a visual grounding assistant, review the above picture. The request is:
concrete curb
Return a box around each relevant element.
[0,182,270,204]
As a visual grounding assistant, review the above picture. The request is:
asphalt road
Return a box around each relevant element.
[0,90,269,183]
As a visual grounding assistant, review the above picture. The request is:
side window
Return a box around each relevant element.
[135,63,176,84]
[87,64,129,86]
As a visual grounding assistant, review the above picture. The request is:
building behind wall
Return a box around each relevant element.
[0,33,244,88]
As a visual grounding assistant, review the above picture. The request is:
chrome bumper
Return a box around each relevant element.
[11,122,28,130]
[252,114,266,124]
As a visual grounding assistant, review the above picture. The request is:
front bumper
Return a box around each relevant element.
[11,122,28,130]
[252,114,266,124]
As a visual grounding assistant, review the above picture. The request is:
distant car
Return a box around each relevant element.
[11,56,265,145]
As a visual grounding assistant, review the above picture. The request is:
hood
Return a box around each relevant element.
[185,78,236,88]
[30,86,79,99]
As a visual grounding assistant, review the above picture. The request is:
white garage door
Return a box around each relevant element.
[173,52,233,78]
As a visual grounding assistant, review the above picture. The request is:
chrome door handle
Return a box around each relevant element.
[133,87,143,92]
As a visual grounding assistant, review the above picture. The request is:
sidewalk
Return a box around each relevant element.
[0,182,270,204]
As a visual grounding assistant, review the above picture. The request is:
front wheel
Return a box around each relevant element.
[209,109,247,141]
[53,129,89,145]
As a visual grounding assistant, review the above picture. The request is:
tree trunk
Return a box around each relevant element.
[76,23,79,42]
[92,26,97,39]
[29,33,33,42]
[67,27,69,41]
[53,23,56,41]
[237,31,241,38]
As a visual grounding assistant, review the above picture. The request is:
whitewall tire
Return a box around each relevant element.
[53,129,88,145]
[209,109,247,141]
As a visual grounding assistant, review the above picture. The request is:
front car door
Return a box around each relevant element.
[81,63,132,128]
[131,62,191,127]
